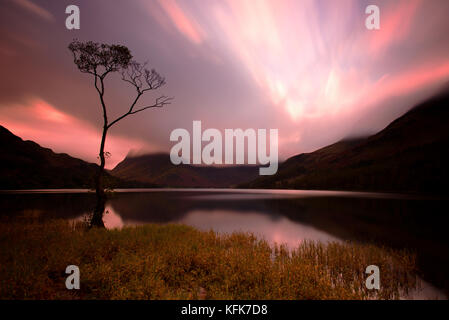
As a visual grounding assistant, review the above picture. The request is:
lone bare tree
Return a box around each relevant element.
[69,40,172,227]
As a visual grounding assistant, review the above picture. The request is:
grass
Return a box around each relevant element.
[0,218,419,300]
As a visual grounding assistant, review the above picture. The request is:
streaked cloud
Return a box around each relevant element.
[13,0,54,22]
[202,0,441,123]
[368,0,422,55]
[1,0,449,165]
[156,0,205,44]
[0,98,158,168]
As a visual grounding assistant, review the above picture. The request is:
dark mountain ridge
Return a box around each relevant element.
[0,126,149,189]
[111,153,260,188]
[2,86,448,192]
[241,88,449,194]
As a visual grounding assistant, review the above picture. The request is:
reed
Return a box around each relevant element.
[0,219,418,299]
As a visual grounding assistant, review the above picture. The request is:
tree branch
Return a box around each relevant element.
[92,68,108,127]
[68,40,172,131]
[107,96,172,129]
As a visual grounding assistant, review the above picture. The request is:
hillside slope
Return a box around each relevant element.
[0,126,146,189]
[242,89,449,194]
[111,153,260,188]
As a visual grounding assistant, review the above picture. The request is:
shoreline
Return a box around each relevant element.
[0,219,430,300]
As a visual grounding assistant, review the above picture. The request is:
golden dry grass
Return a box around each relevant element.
[0,219,418,299]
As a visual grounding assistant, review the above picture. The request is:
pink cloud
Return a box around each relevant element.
[3,0,449,165]
[350,60,449,119]
[211,0,360,121]
[157,0,204,44]
[13,0,54,22]
[0,98,158,169]
[208,0,448,126]
[368,0,422,55]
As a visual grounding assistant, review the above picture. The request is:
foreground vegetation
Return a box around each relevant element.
[0,219,419,299]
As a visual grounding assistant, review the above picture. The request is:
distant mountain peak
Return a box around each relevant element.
[241,89,449,194]
[0,125,150,189]
[111,152,260,188]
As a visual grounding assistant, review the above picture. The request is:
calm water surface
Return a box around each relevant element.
[1,188,448,299]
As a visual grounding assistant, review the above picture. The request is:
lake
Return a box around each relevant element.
[1,188,448,299]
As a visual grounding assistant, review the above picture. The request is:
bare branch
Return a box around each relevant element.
[121,60,166,94]
[68,39,173,136]
[68,39,132,76]
[129,96,173,114]
[68,40,173,225]
[107,96,173,129]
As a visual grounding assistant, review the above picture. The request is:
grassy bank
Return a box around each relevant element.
[0,219,419,299]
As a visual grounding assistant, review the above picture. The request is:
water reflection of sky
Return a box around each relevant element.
[179,209,340,248]
[103,206,340,248]
[4,189,446,299]
[101,205,446,300]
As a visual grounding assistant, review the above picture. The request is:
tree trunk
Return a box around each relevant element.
[90,126,108,228]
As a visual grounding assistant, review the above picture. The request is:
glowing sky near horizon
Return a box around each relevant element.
[1,0,449,168]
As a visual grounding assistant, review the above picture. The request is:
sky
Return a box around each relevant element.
[1,0,449,169]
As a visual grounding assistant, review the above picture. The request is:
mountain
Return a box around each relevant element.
[241,88,449,194]
[0,126,149,189]
[4,86,448,191]
[0,125,257,189]
[111,153,260,188]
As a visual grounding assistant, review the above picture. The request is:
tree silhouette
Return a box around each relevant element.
[68,40,172,227]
